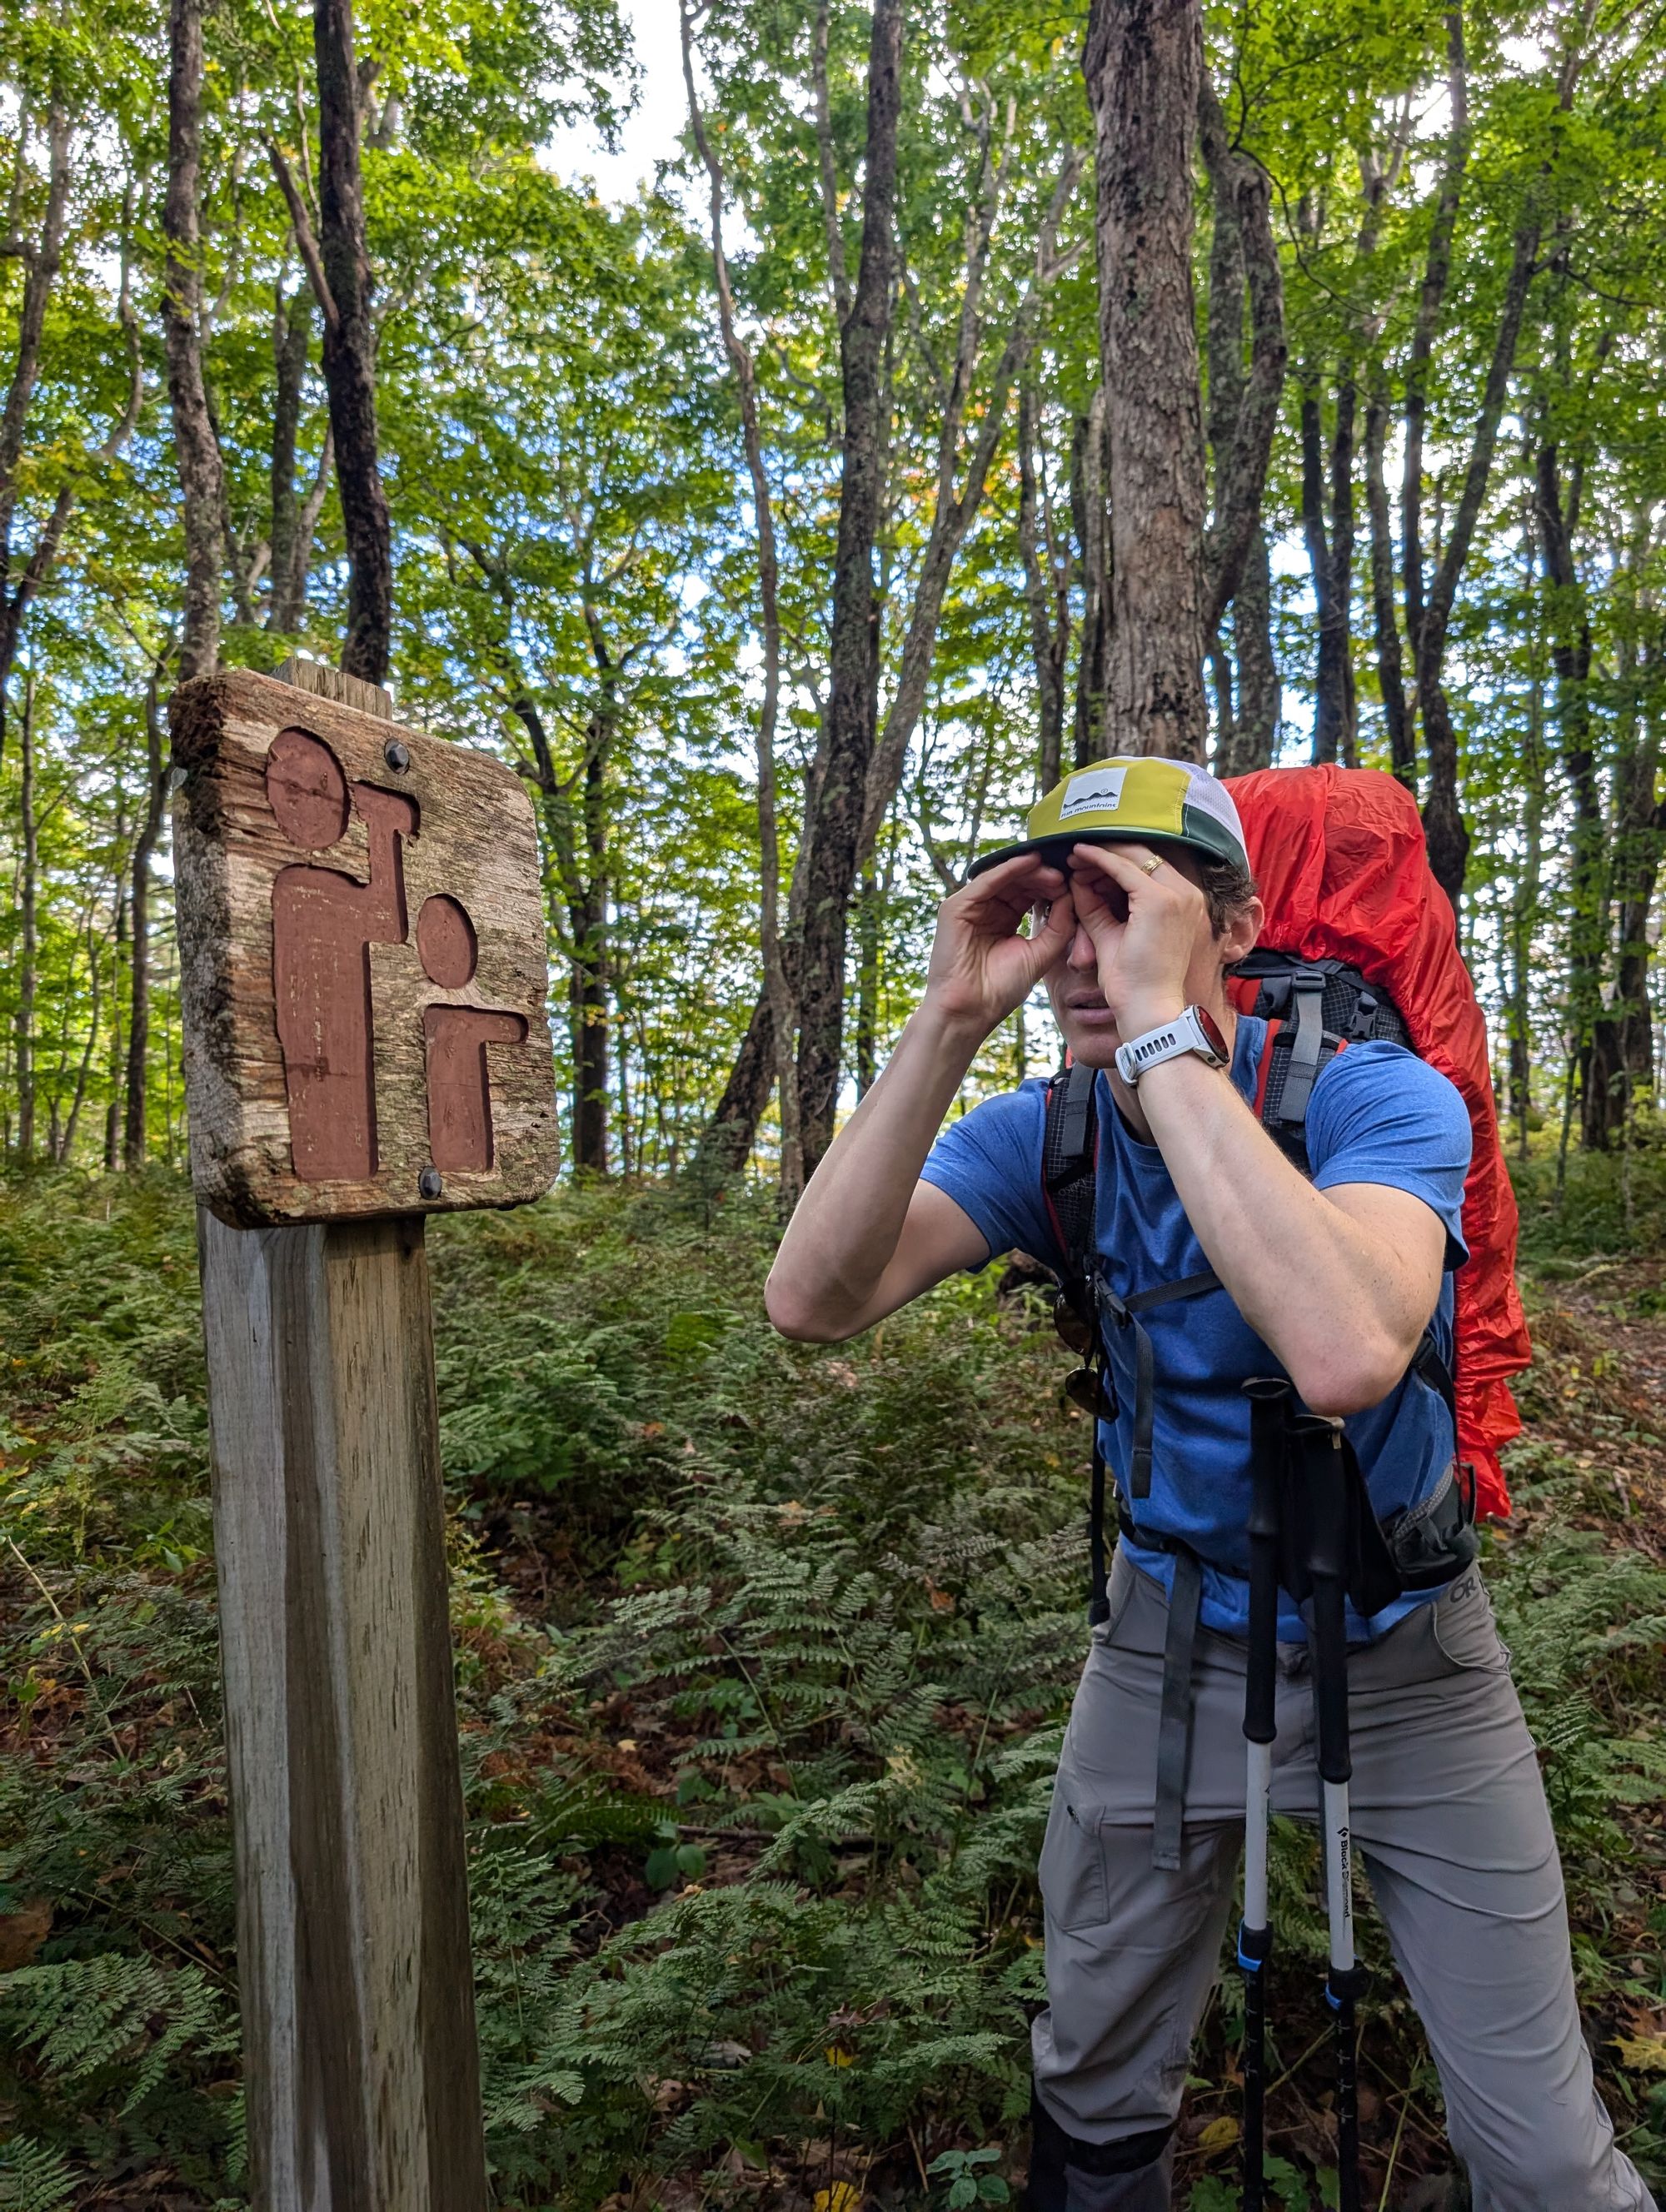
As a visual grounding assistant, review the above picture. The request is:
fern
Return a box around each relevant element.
[0,2136,77,2212]
[8,1174,1666,2207]
[0,1954,237,2112]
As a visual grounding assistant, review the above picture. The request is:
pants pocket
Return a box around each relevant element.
[1040,1791,1111,1931]
[1429,1571,1508,1676]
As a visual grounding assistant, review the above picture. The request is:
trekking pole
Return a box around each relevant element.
[1239,1378,1289,2212]
[1294,1413,1367,2212]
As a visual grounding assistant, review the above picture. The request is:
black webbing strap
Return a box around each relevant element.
[1412,1331,1458,1432]
[1117,1506,1205,1871]
[1099,1271,1222,1500]
[1277,967,1331,1126]
[1153,1546,1203,1871]
[1088,1422,1111,1626]
[1059,1056,1095,1167]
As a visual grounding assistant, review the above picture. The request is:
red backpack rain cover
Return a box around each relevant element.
[1223,765,1529,1521]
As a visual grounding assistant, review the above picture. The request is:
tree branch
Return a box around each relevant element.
[266,137,339,330]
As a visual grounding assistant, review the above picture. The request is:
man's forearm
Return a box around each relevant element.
[1134,1052,1437,1415]
[767,1000,985,1329]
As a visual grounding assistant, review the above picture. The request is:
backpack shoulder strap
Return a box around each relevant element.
[1240,953,1410,1173]
[1042,1057,1099,1299]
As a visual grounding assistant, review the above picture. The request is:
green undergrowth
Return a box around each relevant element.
[2,1168,1665,2210]
[1511,1123,1666,1267]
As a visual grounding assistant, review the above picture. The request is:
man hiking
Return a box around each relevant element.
[766,757,1654,2212]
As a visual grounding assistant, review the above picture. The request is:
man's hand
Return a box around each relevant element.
[1066,842,1214,1035]
[923,854,1075,1039]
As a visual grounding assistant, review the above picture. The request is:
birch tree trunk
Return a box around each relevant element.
[163,0,225,684]
[123,660,170,1169]
[681,0,803,1203]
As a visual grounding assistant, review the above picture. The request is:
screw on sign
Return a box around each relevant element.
[170,660,558,2212]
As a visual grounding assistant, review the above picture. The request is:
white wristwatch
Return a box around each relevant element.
[1115,1004,1230,1087]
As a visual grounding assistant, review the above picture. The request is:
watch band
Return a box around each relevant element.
[1115,1004,1230,1087]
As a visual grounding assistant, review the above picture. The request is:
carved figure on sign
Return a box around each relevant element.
[416,894,528,1173]
[268,728,418,1181]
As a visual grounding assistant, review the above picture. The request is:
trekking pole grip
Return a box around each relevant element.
[1242,1378,1289,1751]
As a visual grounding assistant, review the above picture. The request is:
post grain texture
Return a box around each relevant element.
[202,1210,486,2211]
[177,663,523,2210]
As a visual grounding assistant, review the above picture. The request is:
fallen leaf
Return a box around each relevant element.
[1198,2115,1240,2156]
[1615,2034,1666,2074]
[814,2187,863,2212]
[0,1898,52,1971]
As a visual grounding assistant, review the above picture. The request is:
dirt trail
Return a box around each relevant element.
[1518,1258,1666,1551]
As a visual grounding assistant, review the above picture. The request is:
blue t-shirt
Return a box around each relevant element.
[920,1017,1472,1641]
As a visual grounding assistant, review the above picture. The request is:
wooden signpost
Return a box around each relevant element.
[172,660,560,2210]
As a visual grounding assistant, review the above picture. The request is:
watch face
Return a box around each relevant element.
[1195,1006,1229,1061]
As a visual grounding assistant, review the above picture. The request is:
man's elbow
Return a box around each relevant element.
[1289,1331,1420,1421]
[763,1268,856,1343]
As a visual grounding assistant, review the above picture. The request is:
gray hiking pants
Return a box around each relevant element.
[1030,1552,1657,2212]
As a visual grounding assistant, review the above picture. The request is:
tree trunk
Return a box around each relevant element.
[795,0,901,1171]
[1416,212,1540,908]
[1504,522,1546,1155]
[267,281,314,631]
[699,992,777,1183]
[1018,378,1068,791]
[1227,531,1278,772]
[1070,389,1110,765]
[854,860,879,1099]
[1589,609,1664,1142]
[104,798,128,1170]
[123,660,170,1169]
[1533,437,1604,1143]
[162,0,226,683]
[1329,371,1359,764]
[569,714,611,1172]
[1196,79,1285,641]
[686,707,829,1183]
[57,905,102,1163]
[1085,0,1209,761]
[1402,9,1469,680]
[1301,376,1345,763]
[1364,371,1411,783]
[13,668,38,1160]
[313,0,393,680]
[0,102,72,760]
[681,0,803,1202]
[1208,637,1235,766]
[1201,88,1242,775]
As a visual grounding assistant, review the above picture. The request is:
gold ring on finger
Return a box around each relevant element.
[1139,854,1163,876]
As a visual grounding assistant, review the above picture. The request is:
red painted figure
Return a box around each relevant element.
[416,894,527,1173]
[267,728,417,1180]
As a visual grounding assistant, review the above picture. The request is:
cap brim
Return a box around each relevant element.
[965,826,1236,883]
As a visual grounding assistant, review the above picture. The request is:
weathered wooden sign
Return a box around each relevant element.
[172,661,560,1225]
[172,661,551,2211]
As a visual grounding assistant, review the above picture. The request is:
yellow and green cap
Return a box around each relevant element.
[966,755,1250,880]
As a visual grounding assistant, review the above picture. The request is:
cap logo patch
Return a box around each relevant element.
[1058,765,1128,822]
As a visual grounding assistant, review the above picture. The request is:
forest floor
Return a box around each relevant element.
[2,1155,1666,2212]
